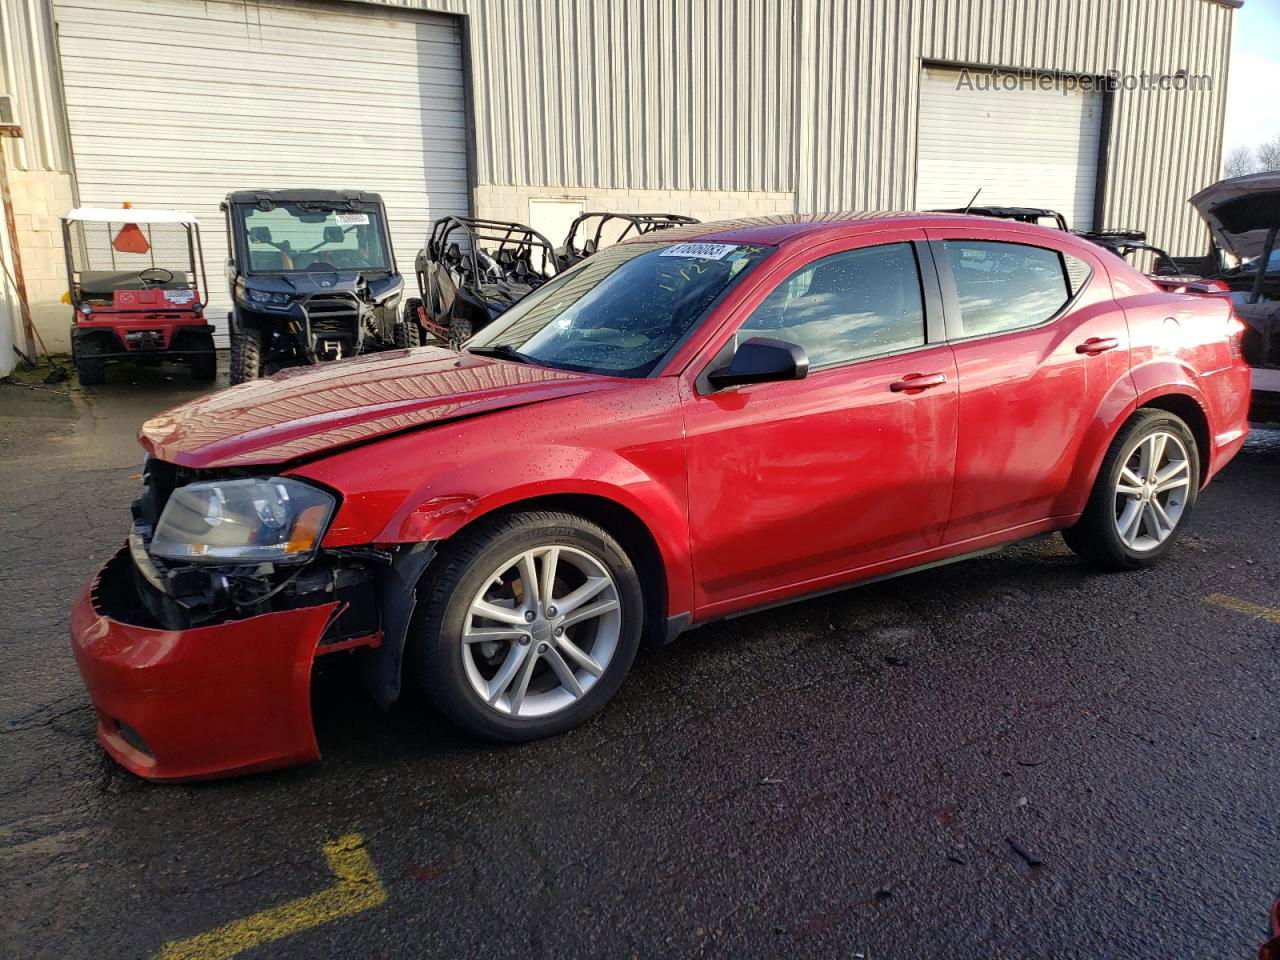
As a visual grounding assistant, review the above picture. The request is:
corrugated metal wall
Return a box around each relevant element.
[0,0,71,170]
[2,0,1236,254]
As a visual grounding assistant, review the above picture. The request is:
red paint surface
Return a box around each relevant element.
[70,552,332,781]
[77,213,1252,779]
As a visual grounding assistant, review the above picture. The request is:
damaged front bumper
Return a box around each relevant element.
[70,547,358,781]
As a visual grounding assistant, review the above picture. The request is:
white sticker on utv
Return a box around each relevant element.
[659,242,739,260]
[164,289,195,305]
[334,212,370,226]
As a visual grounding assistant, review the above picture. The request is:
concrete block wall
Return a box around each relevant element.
[8,170,76,353]
[473,185,797,232]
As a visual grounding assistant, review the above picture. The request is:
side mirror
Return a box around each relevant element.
[707,337,809,389]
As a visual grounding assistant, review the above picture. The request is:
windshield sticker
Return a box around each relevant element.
[334,212,370,226]
[659,242,739,261]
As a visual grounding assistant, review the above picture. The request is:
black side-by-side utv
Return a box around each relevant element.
[404,217,561,345]
[557,212,700,268]
[222,189,408,383]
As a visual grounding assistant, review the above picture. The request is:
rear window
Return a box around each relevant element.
[943,240,1071,337]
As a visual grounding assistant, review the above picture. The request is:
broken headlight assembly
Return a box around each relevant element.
[149,477,336,564]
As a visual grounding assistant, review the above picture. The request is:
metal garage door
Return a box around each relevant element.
[915,65,1103,232]
[53,0,469,342]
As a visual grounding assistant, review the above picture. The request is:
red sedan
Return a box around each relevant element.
[70,213,1251,780]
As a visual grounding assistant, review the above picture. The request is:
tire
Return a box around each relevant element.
[448,313,473,346]
[412,510,645,742]
[229,327,263,385]
[395,300,423,349]
[74,337,106,386]
[188,331,217,381]
[1062,409,1200,570]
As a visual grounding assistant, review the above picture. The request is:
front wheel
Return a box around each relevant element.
[188,331,217,381]
[395,300,423,348]
[74,337,106,386]
[229,327,263,385]
[412,511,644,742]
[1063,409,1199,570]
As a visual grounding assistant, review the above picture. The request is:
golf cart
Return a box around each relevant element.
[558,212,700,268]
[405,216,560,345]
[222,189,407,383]
[63,207,215,385]
[1188,172,1280,420]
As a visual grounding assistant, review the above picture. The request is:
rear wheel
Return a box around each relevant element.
[188,331,217,381]
[395,300,423,348]
[1063,409,1199,570]
[229,327,263,384]
[412,511,644,742]
[74,337,106,386]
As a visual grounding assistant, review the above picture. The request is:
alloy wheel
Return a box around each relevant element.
[1113,430,1192,552]
[461,545,622,718]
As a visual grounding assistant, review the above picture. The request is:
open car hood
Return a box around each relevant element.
[139,348,608,469]
[1190,172,1280,260]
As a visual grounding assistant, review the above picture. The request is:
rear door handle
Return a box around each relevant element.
[889,372,948,392]
[1076,337,1120,355]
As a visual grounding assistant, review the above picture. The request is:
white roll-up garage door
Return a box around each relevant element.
[53,0,470,342]
[915,65,1103,231]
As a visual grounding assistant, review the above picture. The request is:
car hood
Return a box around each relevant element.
[139,348,610,469]
[1190,172,1280,260]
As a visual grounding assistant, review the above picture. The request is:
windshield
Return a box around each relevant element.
[467,240,774,376]
[241,204,390,273]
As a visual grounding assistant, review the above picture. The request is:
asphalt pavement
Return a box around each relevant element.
[3,359,1279,959]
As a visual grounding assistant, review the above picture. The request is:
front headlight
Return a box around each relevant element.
[149,478,336,563]
[247,289,272,304]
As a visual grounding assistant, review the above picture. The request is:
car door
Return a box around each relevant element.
[681,231,959,617]
[925,228,1127,543]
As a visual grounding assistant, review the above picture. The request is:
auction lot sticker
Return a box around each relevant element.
[659,243,739,260]
[335,212,370,226]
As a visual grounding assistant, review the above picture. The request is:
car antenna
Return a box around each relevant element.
[961,188,981,215]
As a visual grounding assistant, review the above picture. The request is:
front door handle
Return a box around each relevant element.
[1076,337,1120,355]
[889,372,948,392]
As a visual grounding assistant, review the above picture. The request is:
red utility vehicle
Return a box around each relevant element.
[69,213,1250,780]
[63,207,216,384]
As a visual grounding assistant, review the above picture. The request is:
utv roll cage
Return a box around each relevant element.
[1075,229,1184,275]
[426,216,559,288]
[559,212,701,267]
[936,205,1071,231]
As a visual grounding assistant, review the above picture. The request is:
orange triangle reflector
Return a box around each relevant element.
[112,222,150,254]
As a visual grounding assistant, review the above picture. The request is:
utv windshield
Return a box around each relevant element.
[240,204,390,274]
[466,240,774,377]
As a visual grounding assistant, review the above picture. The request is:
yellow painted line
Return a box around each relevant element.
[154,834,386,960]
[1204,593,1280,624]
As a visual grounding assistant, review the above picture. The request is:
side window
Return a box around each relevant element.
[1064,253,1093,295]
[943,240,1071,338]
[738,243,926,368]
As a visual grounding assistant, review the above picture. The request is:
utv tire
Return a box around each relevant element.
[74,337,106,386]
[448,314,474,346]
[1062,409,1200,570]
[189,332,217,381]
[395,300,423,348]
[412,511,644,742]
[229,327,263,385]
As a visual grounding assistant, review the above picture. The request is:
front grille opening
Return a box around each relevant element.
[304,293,360,334]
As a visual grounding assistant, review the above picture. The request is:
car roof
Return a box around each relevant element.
[617,211,1073,247]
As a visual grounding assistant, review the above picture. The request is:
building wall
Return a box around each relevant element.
[465,0,1234,257]
[0,0,1238,353]
[1,0,76,353]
